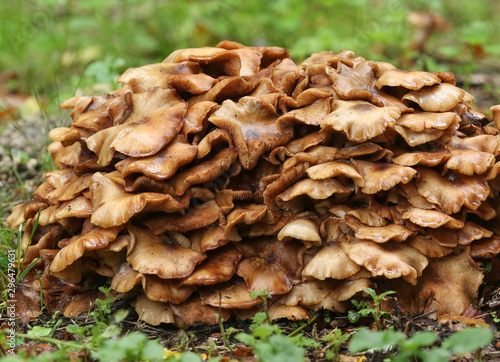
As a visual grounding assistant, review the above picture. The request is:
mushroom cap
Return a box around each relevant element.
[401,208,464,229]
[322,100,401,142]
[352,160,417,194]
[426,221,493,247]
[117,61,216,94]
[224,204,270,241]
[341,237,428,285]
[200,278,262,309]
[50,226,121,273]
[115,134,198,180]
[344,215,414,243]
[170,296,231,326]
[277,218,322,247]
[280,280,335,306]
[395,250,483,317]
[277,178,351,202]
[209,96,293,169]
[375,69,442,90]
[306,160,364,187]
[181,247,242,286]
[144,199,220,234]
[406,235,454,258]
[164,46,242,77]
[302,242,361,280]
[236,237,305,295]
[87,89,185,163]
[415,168,489,214]
[132,295,175,326]
[169,147,238,196]
[127,225,205,279]
[402,83,474,112]
[90,173,189,228]
[396,111,458,132]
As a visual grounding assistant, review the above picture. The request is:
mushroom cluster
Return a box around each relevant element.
[8,41,500,326]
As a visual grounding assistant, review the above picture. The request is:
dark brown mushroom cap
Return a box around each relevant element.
[236,237,306,295]
[322,100,401,142]
[181,247,242,286]
[90,172,189,228]
[352,160,417,194]
[415,168,489,214]
[375,69,442,90]
[115,134,198,180]
[144,199,220,234]
[209,96,294,169]
[126,225,205,279]
[470,236,500,259]
[394,250,483,317]
[170,296,231,326]
[169,147,238,196]
[86,90,186,166]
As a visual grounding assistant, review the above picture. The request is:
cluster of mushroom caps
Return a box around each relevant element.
[7,41,500,327]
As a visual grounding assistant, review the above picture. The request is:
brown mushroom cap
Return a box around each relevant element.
[375,69,442,90]
[181,247,242,286]
[132,295,175,326]
[209,96,294,169]
[86,90,186,166]
[200,277,262,309]
[402,83,474,112]
[344,215,414,243]
[115,134,198,180]
[322,100,401,142]
[352,160,417,194]
[415,168,489,214]
[277,218,322,247]
[401,208,464,229]
[302,242,361,280]
[394,250,483,318]
[236,237,306,295]
[341,237,428,285]
[127,225,205,279]
[90,172,189,228]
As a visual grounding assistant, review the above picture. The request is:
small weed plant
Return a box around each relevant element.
[348,288,395,330]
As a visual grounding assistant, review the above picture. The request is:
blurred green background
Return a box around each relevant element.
[1,0,499,114]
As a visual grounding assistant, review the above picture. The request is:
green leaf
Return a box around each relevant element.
[400,331,437,351]
[235,332,257,346]
[347,310,360,323]
[253,334,305,362]
[27,326,52,338]
[440,327,493,355]
[348,328,405,354]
